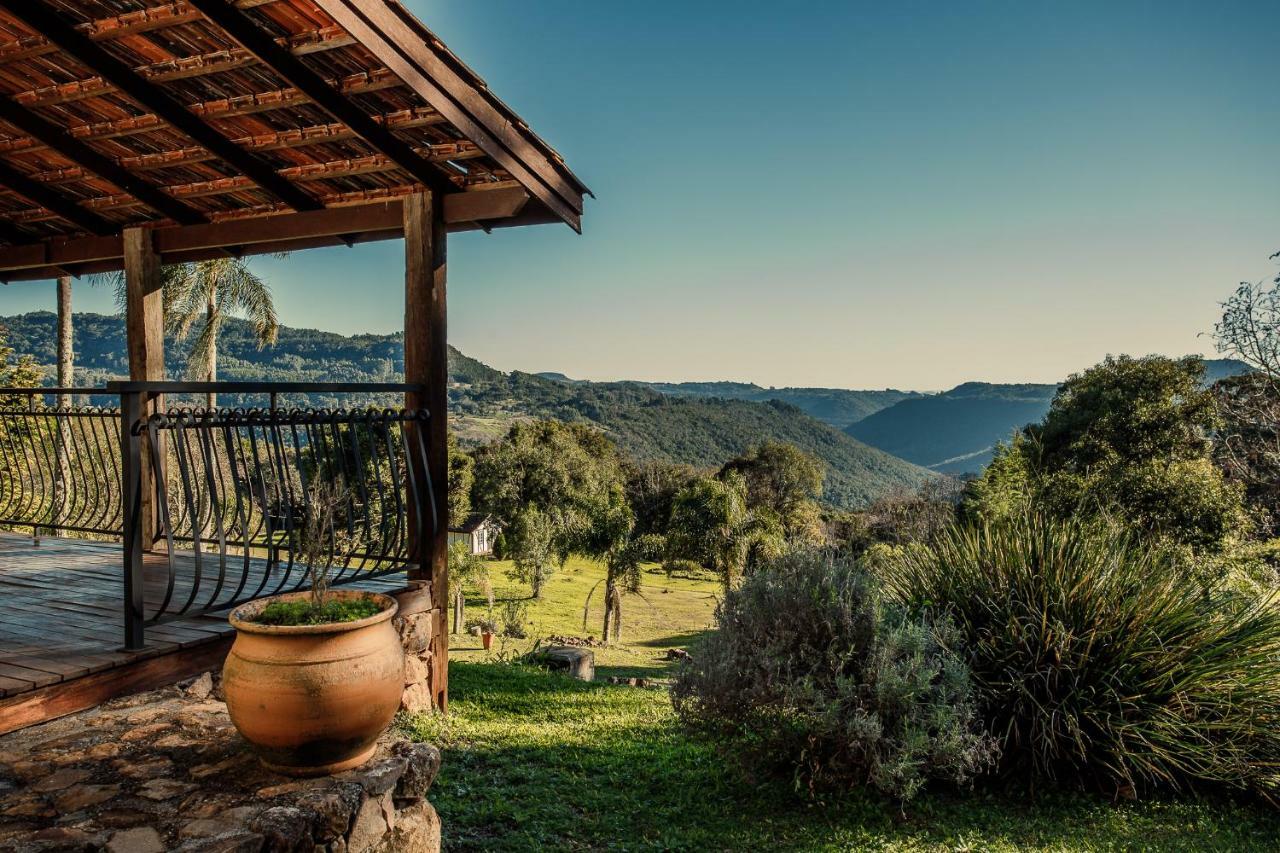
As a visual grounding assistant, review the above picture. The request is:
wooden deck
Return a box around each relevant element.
[0,532,407,733]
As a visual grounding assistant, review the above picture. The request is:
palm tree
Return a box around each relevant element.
[96,258,279,409]
[666,472,785,592]
[164,258,279,409]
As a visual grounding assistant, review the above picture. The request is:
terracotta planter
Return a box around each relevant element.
[482,631,493,651]
[223,590,404,776]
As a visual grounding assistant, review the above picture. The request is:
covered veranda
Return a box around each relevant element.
[0,0,588,733]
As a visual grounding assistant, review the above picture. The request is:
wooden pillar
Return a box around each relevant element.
[123,227,164,548]
[404,190,449,711]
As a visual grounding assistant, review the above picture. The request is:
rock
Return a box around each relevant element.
[121,723,171,743]
[86,742,122,760]
[97,810,158,828]
[3,797,55,818]
[402,654,429,686]
[390,743,441,802]
[399,682,433,715]
[296,784,362,842]
[137,778,196,801]
[249,805,316,850]
[32,825,97,847]
[31,767,90,793]
[118,758,174,781]
[345,757,408,797]
[189,755,251,780]
[379,799,440,853]
[536,646,595,681]
[185,672,215,700]
[173,830,264,852]
[107,826,166,853]
[53,783,119,812]
[398,613,433,654]
[180,817,240,840]
[346,793,390,853]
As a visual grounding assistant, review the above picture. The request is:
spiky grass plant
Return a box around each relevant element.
[882,513,1280,799]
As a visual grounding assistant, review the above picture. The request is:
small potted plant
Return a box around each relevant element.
[467,614,499,650]
[222,482,404,776]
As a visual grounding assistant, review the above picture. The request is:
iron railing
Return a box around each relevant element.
[0,388,122,539]
[0,382,435,649]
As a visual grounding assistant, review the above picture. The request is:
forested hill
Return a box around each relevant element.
[847,363,1252,475]
[2,312,931,509]
[627,381,918,429]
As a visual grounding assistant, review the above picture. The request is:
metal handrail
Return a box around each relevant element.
[1,381,436,650]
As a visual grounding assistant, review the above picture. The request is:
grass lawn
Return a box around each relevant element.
[409,559,1280,851]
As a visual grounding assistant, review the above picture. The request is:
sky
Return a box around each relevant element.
[1,1,1279,390]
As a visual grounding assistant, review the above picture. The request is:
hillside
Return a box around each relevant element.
[847,362,1253,475]
[2,312,931,509]
[540,373,918,428]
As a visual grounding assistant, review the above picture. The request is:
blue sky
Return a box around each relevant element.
[2,1,1278,389]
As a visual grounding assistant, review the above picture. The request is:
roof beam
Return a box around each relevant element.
[0,0,321,213]
[0,158,113,234]
[0,69,401,151]
[0,97,206,225]
[0,187,531,277]
[0,1,276,65]
[186,0,456,197]
[310,0,581,230]
[11,27,355,110]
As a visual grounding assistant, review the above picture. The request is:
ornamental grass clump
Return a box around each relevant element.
[882,513,1280,799]
[671,550,997,802]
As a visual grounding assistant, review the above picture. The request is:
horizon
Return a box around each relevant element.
[0,306,1246,395]
[1,2,1277,388]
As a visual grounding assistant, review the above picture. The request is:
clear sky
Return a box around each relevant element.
[1,1,1278,390]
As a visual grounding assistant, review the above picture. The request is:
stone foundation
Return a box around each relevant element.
[0,673,442,852]
[394,581,443,715]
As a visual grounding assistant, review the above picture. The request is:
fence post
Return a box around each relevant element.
[121,389,146,650]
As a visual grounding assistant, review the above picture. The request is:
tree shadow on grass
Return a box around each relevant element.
[418,662,1280,853]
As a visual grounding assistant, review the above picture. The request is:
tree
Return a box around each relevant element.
[1214,272,1280,532]
[447,433,474,523]
[667,472,785,591]
[472,421,625,597]
[165,259,279,409]
[448,540,490,635]
[719,441,825,540]
[964,355,1247,550]
[624,460,698,537]
[95,258,279,409]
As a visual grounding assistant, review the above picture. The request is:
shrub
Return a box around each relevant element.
[501,599,529,639]
[671,550,997,801]
[882,513,1280,797]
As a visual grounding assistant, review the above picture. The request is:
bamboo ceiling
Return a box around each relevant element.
[0,0,589,280]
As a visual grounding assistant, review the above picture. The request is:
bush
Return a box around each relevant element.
[882,513,1280,797]
[501,599,529,639]
[671,550,997,801]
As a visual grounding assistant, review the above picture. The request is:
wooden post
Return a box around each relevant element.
[123,227,164,548]
[404,190,449,711]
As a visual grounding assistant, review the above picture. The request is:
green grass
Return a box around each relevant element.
[449,556,720,679]
[410,559,1280,851]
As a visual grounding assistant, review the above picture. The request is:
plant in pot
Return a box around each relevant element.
[466,614,500,650]
[222,481,405,776]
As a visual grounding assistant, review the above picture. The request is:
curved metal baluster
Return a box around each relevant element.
[220,414,256,604]
[171,414,206,618]
[196,411,230,611]
[345,411,375,571]
[147,414,180,622]
[266,410,299,592]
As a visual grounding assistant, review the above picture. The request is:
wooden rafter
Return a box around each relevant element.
[0,157,112,235]
[12,26,355,110]
[0,187,530,278]
[0,97,205,225]
[0,0,321,213]
[0,1,275,65]
[187,0,456,196]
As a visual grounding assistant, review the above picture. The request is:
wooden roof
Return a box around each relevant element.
[0,1,590,281]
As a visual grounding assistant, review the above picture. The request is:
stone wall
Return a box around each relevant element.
[0,674,442,852]
[394,581,443,715]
